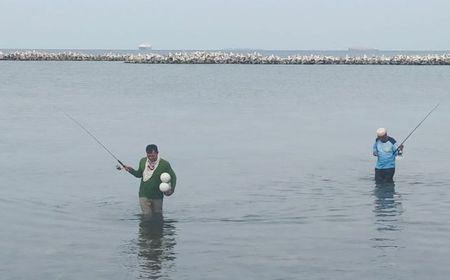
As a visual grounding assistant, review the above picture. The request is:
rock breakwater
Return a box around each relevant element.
[1,50,450,65]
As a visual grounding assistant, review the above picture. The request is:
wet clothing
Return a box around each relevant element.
[139,197,163,215]
[375,168,395,184]
[129,157,177,199]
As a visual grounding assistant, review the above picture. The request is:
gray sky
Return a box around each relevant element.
[1,0,449,50]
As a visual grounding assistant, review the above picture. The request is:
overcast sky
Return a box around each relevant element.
[1,0,449,50]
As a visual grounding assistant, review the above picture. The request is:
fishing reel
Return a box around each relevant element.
[396,149,403,160]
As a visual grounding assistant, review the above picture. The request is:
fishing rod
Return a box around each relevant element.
[57,107,125,168]
[394,101,441,154]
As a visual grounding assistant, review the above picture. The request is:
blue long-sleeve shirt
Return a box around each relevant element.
[373,137,400,169]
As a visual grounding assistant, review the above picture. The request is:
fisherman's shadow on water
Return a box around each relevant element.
[135,215,177,279]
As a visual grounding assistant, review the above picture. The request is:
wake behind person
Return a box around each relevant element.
[121,144,177,216]
[372,128,404,184]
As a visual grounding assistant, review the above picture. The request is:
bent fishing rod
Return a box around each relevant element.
[393,101,441,154]
[57,107,125,168]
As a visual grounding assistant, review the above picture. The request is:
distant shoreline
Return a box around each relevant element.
[1,50,450,65]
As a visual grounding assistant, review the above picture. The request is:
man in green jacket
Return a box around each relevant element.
[121,144,177,215]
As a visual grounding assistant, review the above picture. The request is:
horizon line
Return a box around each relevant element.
[1,48,450,52]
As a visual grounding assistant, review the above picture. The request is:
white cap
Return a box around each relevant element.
[376,127,386,137]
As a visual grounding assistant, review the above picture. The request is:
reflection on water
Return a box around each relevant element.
[372,183,403,250]
[137,215,177,279]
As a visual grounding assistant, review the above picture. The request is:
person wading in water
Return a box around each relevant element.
[373,128,404,184]
[120,144,177,216]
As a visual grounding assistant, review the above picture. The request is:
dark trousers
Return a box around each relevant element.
[375,168,395,184]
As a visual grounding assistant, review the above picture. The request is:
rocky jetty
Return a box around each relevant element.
[1,50,450,65]
[0,51,125,61]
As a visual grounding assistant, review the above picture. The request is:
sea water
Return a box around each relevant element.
[1,60,450,279]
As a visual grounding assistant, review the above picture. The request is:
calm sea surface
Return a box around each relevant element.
[1,61,450,279]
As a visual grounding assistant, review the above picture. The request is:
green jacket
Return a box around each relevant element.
[129,157,177,199]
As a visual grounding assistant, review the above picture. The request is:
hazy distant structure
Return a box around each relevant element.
[348,47,379,52]
[138,43,152,51]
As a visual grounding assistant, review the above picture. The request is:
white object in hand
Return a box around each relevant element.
[160,172,171,183]
[159,182,171,192]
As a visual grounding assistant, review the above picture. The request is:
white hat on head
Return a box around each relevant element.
[376,127,386,137]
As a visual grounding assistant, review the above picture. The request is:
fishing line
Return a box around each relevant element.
[55,106,125,168]
[394,100,443,154]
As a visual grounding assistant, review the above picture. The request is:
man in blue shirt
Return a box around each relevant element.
[373,128,404,184]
